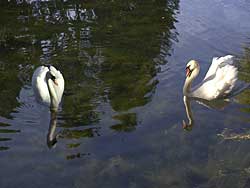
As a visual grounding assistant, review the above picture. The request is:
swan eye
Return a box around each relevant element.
[186,66,193,77]
[50,75,58,86]
[51,75,56,81]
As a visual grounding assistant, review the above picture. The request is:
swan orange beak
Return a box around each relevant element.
[186,66,191,77]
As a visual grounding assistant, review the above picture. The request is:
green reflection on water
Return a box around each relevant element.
[59,127,100,139]
[0,129,20,133]
[0,0,179,133]
[111,113,137,132]
[236,45,250,113]
[0,146,9,151]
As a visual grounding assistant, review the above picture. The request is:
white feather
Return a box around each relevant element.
[184,55,239,100]
[32,65,64,109]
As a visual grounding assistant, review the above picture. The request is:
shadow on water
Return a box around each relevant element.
[0,0,179,150]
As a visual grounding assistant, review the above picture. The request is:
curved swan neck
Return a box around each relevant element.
[46,75,59,111]
[183,67,200,96]
[183,78,192,96]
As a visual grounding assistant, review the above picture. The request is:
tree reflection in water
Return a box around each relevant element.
[0,0,179,149]
[237,46,250,111]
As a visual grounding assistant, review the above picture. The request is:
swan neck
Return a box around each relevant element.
[183,78,192,96]
[183,68,199,96]
[46,78,59,111]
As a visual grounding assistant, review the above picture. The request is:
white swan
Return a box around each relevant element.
[183,55,238,100]
[32,65,64,111]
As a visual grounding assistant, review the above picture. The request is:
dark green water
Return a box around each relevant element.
[1,0,250,187]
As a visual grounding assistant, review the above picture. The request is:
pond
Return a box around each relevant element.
[1,0,250,187]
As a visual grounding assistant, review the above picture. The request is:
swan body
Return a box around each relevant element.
[183,55,238,100]
[32,65,64,111]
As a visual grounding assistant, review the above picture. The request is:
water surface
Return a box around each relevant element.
[1,0,250,187]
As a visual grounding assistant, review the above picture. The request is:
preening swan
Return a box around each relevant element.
[32,65,64,111]
[183,55,238,100]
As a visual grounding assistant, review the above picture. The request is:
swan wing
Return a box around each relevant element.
[204,55,234,80]
[32,66,51,104]
[203,57,220,80]
[49,66,65,103]
[55,70,64,103]
[192,55,238,100]
[214,61,238,98]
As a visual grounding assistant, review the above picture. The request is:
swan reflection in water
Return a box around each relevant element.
[182,96,194,130]
[47,110,59,148]
[182,96,231,131]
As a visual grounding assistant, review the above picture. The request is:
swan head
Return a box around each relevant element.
[183,60,200,96]
[46,66,59,86]
[185,60,200,78]
[45,65,64,111]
